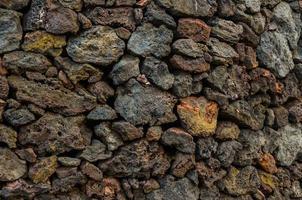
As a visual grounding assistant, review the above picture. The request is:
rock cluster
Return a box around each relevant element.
[0,0,302,199]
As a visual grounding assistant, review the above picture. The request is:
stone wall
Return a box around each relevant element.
[0,0,302,199]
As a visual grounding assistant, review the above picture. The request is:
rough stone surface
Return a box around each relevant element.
[210,18,243,43]
[4,108,35,127]
[177,18,211,42]
[170,54,210,73]
[28,156,57,183]
[112,121,144,141]
[0,125,17,148]
[87,105,117,121]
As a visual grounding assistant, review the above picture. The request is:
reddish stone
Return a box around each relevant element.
[236,43,258,69]
[258,153,278,174]
[170,55,210,73]
[177,18,211,42]
[81,162,103,181]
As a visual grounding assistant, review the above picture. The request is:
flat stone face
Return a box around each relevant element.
[8,76,96,116]
[0,148,27,181]
[128,23,173,58]
[67,26,125,65]
[177,18,211,42]
[0,0,29,10]
[114,79,177,126]
[0,9,22,54]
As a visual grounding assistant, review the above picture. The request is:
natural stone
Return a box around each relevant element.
[286,99,302,123]
[146,126,163,142]
[258,153,278,174]
[161,128,195,154]
[79,139,112,162]
[23,0,47,31]
[81,162,103,181]
[22,31,66,57]
[86,178,125,199]
[0,9,22,54]
[196,161,226,187]
[177,18,211,42]
[4,108,35,127]
[172,71,203,98]
[8,76,96,116]
[128,23,173,58]
[52,171,87,193]
[114,79,177,125]
[196,137,218,159]
[83,0,105,6]
[236,43,258,69]
[172,39,208,58]
[0,0,29,10]
[87,105,117,121]
[141,56,174,90]
[0,148,27,181]
[58,0,82,11]
[272,106,288,128]
[215,121,240,140]
[19,113,92,155]
[171,153,195,177]
[170,55,210,73]
[0,124,17,148]
[109,55,140,85]
[112,121,144,141]
[29,156,57,183]
[217,141,243,167]
[210,18,243,43]
[0,76,9,99]
[58,157,81,167]
[67,26,125,65]
[208,38,239,65]
[143,179,160,193]
[145,2,176,28]
[88,81,114,104]
[217,0,236,17]
[177,96,219,137]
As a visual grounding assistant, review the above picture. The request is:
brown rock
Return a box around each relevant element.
[15,148,37,163]
[112,121,144,141]
[88,81,114,104]
[87,7,136,31]
[0,124,17,148]
[78,13,92,29]
[0,76,9,99]
[258,153,278,174]
[143,179,160,193]
[177,97,219,137]
[29,156,57,183]
[286,99,302,123]
[170,55,210,73]
[146,126,163,141]
[177,18,211,42]
[215,121,240,140]
[81,162,103,181]
[171,153,195,177]
[236,43,258,69]
[196,162,226,187]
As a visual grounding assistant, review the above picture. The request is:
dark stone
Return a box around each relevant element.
[87,105,117,121]
[112,121,144,141]
[145,2,176,28]
[4,108,35,127]
[79,139,112,162]
[196,137,218,159]
[177,18,211,42]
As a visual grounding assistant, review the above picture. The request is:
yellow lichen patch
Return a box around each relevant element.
[22,31,66,57]
[177,96,218,137]
[259,171,278,189]
[29,155,58,183]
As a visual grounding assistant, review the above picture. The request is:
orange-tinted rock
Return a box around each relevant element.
[170,54,210,73]
[258,153,278,174]
[177,18,211,42]
[177,97,218,137]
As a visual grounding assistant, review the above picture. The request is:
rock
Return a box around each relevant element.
[217,141,243,167]
[94,122,124,151]
[0,124,17,148]
[272,106,288,128]
[54,57,102,85]
[258,153,278,174]
[171,153,195,177]
[204,87,229,108]
[0,77,9,99]
[52,171,87,193]
[114,79,177,125]
[219,166,260,196]
[67,26,125,65]
[196,161,226,187]
[83,0,105,6]
[99,140,170,178]
[170,55,210,74]
[88,81,114,104]
[29,156,57,183]
[23,0,47,31]
[221,100,265,130]
[0,9,22,54]
[0,0,29,10]
[0,148,27,181]
[87,105,117,121]
[112,121,144,141]
[78,13,92,30]
[79,140,112,162]
[8,76,96,116]
[215,121,240,140]
[87,7,136,31]
[115,27,131,40]
[208,38,239,65]
[161,128,195,154]
[81,162,103,181]
[3,51,52,75]
[143,179,160,193]
[45,6,79,34]
[141,57,174,90]
[242,0,261,13]
[58,157,81,167]
[19,113,92,155]
[172,71,203,98]
[4,108,35,127]
[128,23,173,58]
[286,99,302,123]
[177,18,211,42]
[145,2,176,28]
[217,0,236,17]
[172,39,208,58]
[275,124,302,166]
[257,31,294,78]
[146,176,200,200]
[58,0,82,11]
[115,0,136,6]
[156,0,216,17]
[16,148,37,163]
[196,137,218,159]
[240,22,259,47]
[22,31,66,57]
[177,96,219,137]
[146,126,162,142]
[86,178,125,199]
[210,18,243,43]
[109,55,140,85]
[235,43,258,69]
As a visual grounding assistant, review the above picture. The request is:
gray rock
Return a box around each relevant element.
[145,2,176,28]
[196,137,218,159]
[58,0,82,11]
[155,0,216,17]
[109,55,140,85]
[4,108,35,127]
[172,39,207,58]
[52,171,87,193]
[0,9,22,54]
[146,176,200,200]
[128,23,173,58]
[112,121,144,141]
[141,57,174,90]
[161,128,195,154]
[87,105,117,121]
[58,157,81,167]
[23,0,47,31]
[241,0,261,13]
[172,71,203,98]
[67,26,125,65]
[210,18,243,43]
[217,141,243,167]
[0,148,27,181]
[94,122,124,151]
[0,125,17,148]
[83,0,105,6]
[208,38,239,65]
[79,139,112,162]
[114,79,177,125]
[0,0,29,10]
[3,51,52,74]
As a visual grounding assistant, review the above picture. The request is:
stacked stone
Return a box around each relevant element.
[0,0,301,199]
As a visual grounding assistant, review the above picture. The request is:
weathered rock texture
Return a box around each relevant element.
[0,0,302,199]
